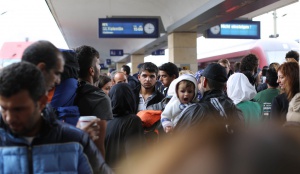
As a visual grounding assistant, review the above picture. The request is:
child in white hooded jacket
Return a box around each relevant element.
[161,74,198,133]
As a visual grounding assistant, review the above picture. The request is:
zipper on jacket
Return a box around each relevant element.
[27,146,33,174]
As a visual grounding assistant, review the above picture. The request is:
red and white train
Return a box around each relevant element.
[197,39,300,69]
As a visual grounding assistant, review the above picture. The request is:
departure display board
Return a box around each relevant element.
[99,18,159,38]
[206,20,260,39]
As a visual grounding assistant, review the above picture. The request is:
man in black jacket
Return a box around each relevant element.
[175,63,244,132]
[133,62,165,113]
[75,45,113,158]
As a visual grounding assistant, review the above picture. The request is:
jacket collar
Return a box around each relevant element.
[0,113,54,144]
[201,89,225,101]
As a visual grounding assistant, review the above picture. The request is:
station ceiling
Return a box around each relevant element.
[46,0,297,64]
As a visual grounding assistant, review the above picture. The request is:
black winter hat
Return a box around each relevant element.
[202,63,227,83]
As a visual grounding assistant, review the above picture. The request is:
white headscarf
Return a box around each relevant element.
[227,73,257,105]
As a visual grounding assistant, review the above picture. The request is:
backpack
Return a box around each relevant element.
[136,110,163,144]
[51,80,97,126]
[49,49,81,126]
[55,105,80,126]
[50,78,79,126]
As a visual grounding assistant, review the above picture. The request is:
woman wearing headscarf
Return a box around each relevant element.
[105,83,145,169]
[227,73,261,126]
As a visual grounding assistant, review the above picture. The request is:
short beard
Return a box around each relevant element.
[10,105,41,137]
[141,84,155,90]
[93,65,100,82]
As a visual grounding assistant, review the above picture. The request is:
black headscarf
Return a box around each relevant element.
[109,83,136,116]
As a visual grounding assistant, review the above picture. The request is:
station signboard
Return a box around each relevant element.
[151,49,165,55]
[106,59,111,65]
[110,49,123,56]
[99,18,159,38]
[206,20,260,39]
[100,63,105,69]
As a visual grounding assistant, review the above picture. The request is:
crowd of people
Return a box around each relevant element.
[0,40,300,174]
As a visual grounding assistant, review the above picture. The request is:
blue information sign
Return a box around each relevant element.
[152,49,165,56]
[106,59,111,65]
[99,18,159,38]
[206,20,260,39]
[100,63,105,69]
[110,49,123,56]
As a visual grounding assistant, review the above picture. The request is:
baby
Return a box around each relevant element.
[161,74,198,133]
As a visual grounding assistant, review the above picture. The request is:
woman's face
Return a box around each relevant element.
[102,81,112,95]
[277,70,286,90]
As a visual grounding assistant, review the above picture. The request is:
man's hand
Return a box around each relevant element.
[76,118,101,141]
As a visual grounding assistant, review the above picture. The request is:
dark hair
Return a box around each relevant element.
[233,62,241,73]
[21,40,62,72]
[261,66,269,76]
[277,62,299,101]
[137,63,144,69]
[242,71,256,86]
[60,49,79,81]
[266,68,279,87]
[121,65,131,75]
[269,62,280,71]
[206,77,226,91]
[240,54,259,73]
[139,62,158,75]
[97,75,111,89]
[75,45,100,79]
[0,62,46,102]
[159,62,179,78]
[285,50,299,62]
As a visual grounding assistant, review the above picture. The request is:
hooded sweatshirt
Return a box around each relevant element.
[227,73,261,125]
[227,73,257,105]
[161,74,198,129]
